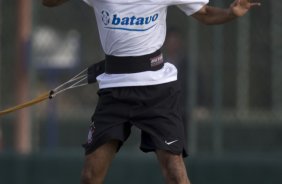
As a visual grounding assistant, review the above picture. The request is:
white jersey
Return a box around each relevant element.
[83,0,208,89]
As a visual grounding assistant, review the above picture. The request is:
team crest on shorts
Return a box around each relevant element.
[87,121,95,144]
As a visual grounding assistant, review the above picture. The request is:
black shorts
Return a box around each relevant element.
[82,81,188,157]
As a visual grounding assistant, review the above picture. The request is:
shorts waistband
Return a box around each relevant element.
[105,49,164,74]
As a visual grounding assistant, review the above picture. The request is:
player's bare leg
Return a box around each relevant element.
[80,140,119,184]
[156,150,191,184]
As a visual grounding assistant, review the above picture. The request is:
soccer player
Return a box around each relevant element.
[42,0,260,184]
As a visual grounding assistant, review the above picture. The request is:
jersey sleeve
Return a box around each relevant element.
[82,0,93,7]
[177,0,209,16]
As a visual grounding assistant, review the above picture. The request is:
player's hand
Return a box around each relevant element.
[230,0,261,17]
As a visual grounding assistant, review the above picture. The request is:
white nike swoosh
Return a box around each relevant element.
[165,140,178,145]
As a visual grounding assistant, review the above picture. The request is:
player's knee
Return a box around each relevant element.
[81,168,103,184]
[165,171,184,184]
[81,169,93,184]
[81,166,105,184]
[161,163,184,183]
[157,151,188,184]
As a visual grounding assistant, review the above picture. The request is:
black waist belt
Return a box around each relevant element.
[105,49,164,74]
[87,49,164,83]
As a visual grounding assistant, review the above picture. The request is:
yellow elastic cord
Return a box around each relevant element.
[0,91,51,116]
[0,66,89,117]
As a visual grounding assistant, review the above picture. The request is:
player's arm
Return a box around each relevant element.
[42,0,70,7]
[192,0,261,25]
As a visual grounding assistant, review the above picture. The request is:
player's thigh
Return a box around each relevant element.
[155,150,187,174]
[81,140,120,177]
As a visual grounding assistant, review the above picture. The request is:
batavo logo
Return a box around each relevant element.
[101,10,159,31]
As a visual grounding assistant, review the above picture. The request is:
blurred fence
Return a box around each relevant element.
[0,0,282,184]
